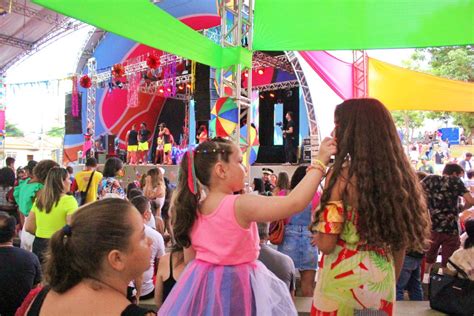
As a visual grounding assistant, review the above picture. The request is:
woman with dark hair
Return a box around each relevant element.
[251,178,265,195]
[17,199,154,316]
[196,125,208,144]
[310,99,431,315]
[277,166,319,297]
[273,171,290,196]
[0,167,17,215]
[25,167,78,262]
[154,244,185,309]
[98,157,125,199]
[447,218,474,280]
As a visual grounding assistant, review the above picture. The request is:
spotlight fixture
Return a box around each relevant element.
[186,83,191,89]
[244,71,249,78]
[257,69,264,75]
[158,88,164,93]
[166,87,172,92]
[269,92,275,98]
[259,94,264,99]
[178,84,184,90]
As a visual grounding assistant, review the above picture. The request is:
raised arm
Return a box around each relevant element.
[236,137,337,224]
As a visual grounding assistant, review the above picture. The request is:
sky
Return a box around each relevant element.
[5,27,416,136]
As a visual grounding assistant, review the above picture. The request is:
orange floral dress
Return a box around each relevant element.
[310,201,395,316]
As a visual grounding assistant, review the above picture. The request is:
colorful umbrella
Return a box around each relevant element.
[240,124,259,165]
[210,97,238,137]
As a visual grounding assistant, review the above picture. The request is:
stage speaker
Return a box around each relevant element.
[105,134,116,154]
[65,93,82,135]
[194,63,211,121]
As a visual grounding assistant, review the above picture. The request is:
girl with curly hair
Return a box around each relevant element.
[310,99,431,315]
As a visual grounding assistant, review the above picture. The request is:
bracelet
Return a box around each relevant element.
[313,159,327,170]
[306,164,326,175]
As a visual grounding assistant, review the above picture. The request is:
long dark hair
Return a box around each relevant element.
[172,138,234,248]
[102,157,123,178]
[0,167,15,188]
[313,99,431,252]
[44,199,135,293]
[36,167,68,214]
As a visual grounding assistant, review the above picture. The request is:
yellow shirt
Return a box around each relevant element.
[32,195,78,238]
[75,170,103,204]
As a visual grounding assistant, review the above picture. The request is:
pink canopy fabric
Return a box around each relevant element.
[299,51,353,100]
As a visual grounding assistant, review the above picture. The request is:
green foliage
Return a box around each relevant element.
[391,111,425,142]
[5,122,24,137]
[46,126,65,138]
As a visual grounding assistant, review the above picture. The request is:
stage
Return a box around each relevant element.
[72,163,302,187]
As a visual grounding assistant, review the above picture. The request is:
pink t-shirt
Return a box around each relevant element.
[190,195,260,265]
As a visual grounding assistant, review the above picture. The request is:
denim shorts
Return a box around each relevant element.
[277,224,318,270]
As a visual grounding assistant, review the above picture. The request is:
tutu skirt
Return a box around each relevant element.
[158,259,297,316]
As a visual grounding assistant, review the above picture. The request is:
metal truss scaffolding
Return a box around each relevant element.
[218,0,253,153]
[352,50,368,98]
[86,58,97,141]
[285,51,320,163]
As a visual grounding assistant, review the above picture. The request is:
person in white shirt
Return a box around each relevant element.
[130,195,165,301]
[460,152,472,182]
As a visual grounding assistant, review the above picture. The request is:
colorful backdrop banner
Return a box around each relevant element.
[368,58,474,112]
[32,0,251,68]
[299,51,353,100]
[254,0,474,51]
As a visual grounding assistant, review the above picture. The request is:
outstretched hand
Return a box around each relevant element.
[316,137,337,165]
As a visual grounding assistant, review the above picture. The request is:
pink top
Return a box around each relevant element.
[190,195,260,265]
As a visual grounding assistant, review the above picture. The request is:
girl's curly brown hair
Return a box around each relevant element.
[313,99,431,252]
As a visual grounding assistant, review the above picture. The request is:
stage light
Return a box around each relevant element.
[166,87,172,92]
[178,84,184,90]
[186,83,191,89]
[259,94,264,99]
[158,88,164,93]
[244,71,249,78]
[257,69,264,75]
[269,92,275,98]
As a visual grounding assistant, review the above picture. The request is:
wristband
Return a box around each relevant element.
[306,164,326,176]
[313,159,327,170]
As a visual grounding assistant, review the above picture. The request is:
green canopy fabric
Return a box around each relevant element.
[253,0,474,51]
[32,0,252,68]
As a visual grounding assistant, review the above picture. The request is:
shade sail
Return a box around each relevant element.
[368,58,474,112]
[254,0,474,51]
[32,0,251,68]
[299,51,353,100]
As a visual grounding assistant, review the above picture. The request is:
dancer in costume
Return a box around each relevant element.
[158,136,336,315]
[82,128,93,159]
[126,124,139,165]
[138,122,151,164]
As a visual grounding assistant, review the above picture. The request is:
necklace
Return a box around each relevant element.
[87,278,126,296]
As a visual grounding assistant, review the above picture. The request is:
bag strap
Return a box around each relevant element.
[447,259,470,279]
[27,286,50,316]
[83,171,95,196]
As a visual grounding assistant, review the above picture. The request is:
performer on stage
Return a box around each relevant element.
[138,122,151,164]
[158,123,174,165]
[82,127,93,159]
[125,124,138,164]
[155,134,164,164]
[197,125,208,144]
[282,111,297,165]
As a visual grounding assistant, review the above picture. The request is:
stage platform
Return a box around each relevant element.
[72,163,303,186]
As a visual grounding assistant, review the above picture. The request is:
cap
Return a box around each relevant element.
[262,168,274,175]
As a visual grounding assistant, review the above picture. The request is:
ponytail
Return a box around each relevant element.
[43,199,135,293]
[172,152,200,248]
[44,227,82,293]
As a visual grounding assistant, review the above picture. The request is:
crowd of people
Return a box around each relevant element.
[0,98,473,315]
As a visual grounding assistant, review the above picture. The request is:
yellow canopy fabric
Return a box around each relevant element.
[368,58,474,112]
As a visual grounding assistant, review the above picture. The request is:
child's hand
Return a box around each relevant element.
[317,137,337,165]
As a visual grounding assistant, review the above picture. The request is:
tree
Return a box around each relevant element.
[413,46,474,142]
[46,126,65,138]
[5,122,24,137]
[391,110,425,144]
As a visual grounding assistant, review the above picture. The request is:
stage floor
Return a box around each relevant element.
[72,163,303,186]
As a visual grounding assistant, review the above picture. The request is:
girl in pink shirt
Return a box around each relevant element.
[158,137,336,315]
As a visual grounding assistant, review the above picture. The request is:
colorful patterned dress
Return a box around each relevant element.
[311,201,395,316]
